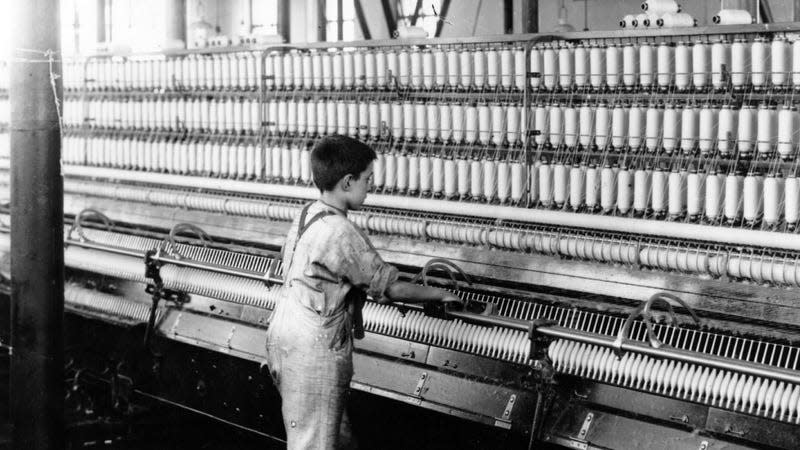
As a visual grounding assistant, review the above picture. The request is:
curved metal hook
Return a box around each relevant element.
[613,292,702,357]
[164,223,211,259]
[67,208,114,243]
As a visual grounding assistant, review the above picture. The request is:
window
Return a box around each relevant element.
[326,0,356,42]
[252,0,278,36]
[397,0,442,38]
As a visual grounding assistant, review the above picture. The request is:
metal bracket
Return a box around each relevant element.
[413,372,428,396]
[502,394,516,420]
[577,412,594,441]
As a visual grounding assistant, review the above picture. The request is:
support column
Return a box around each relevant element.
[165,0,187,47]
[277,0,290,43]
[9,0,65,448]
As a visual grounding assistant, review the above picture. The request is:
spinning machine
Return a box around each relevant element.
[3,23,800,449]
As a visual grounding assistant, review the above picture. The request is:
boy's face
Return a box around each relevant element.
[345,162,374,211]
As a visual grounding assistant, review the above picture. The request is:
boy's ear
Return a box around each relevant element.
[341,173,353,191]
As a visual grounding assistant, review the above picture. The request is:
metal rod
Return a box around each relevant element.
[151,252,282,284]
[65,239,146,259]
[10,0,65,447]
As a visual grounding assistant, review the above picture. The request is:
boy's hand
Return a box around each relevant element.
[441,293,464,308]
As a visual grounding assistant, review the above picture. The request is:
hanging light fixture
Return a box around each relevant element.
[554,0,576,32]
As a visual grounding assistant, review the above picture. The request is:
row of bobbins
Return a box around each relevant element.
[530,161,800,227]
[533,102,800,158]
[65,284,153,323]
[549,339,800,424]
[264,99,526,146]
[266,45,527,92]
[75,52,263,92]
[159,264,278,308]
[70,96,261,134]
[530,36,800,91]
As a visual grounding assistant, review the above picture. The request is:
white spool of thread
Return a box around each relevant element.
[589,45,605,89]
[364,51,376,89]
[335,101,348,135]
[564,106,578,148]
[427,103,440,142]
[358,102,369,139]
[373,153,385,188]
[662,105,681,153]
[763,173,783,226]
[542,44,558,90]
[622,44,638,88]
[627,104,644,150]
[538,162,553,206]
[478,103,492,145]
[778,105,798,159]
[657,12,695,28]
[446,49,460,87]
[713,9,753,25]
[440,103,453,142]
[452,103,465,142]
[465,105,479,144]
[698,106,717,154]
[496,160,510,203]
[771,37,789,87]
[290,145,302,180]
[743,173,763,223]
[668,169,687,217]
[549,104,564,148]
[417,50,430,89]
[396,153,409,191]
[403,102,417,140]
[606,44,621,89]
[704,171,724,221]
[286,100,299,134]
[717,105,736,155]
[397,50,410,88]
[651,168,668,214]
[483,159,497,200]
[507,105,521,145]
[487,48,501,89]
[460,49,474,88]
[792,40,800,87]
[642,0,679,14]
[534,104,549,146]
[674,42,691,90]
[306,100,319,135]
[281,145,293,180]
[639,43,655,87]
[414,102,427,141]
[645,104,662,151]
[579,104,594,148]
[391,102,404,139]
[352,51,365,89]
[458,158,470,198]
[384,152,397,190]
[529,46,542,90]
[595,103,611,149]
[730,39,749,88]
[570,165,585,210]
[711,39,729,89]
[510,162,524,202]
[558,45,573,89]
[785,176,800,225]
[370,102,383,138]
[313,100,325,135]
[376,50,389,88]
[470,159,483,199]
[692,41,709,89]
[300,147,311,182]
[419,155,431,193]
[617,167,633,214]
[600,164,617,212]
[724,172,744,222]
[513,47,526,90]
[611,104,627,150]
[491,103,506,146]
[321,52,334,90]
[686,169,704,219]
[473,49,487,89]
[433,48,447,87]
[574,44,589,88]
[443,158,457,198]
[585,164,600,210]
[410,49,423,89]
[656,43,673,88]
[738,105,756,156]
[751,38,770,89]
[757,104,777,156]
[680,105,698,152]
[326,100,337,135]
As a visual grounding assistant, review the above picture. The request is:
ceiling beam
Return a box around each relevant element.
[380,0,397,38]
[434,0,451,37]
[411,0,423,26]
[354,0,372,40]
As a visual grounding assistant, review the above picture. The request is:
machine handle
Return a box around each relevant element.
[67,208,114,243]
[164,223,211,259]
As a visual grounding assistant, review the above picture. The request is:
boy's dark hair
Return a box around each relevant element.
[311,135,377,192]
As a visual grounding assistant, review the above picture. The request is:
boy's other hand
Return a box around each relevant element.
[442,293,464,308]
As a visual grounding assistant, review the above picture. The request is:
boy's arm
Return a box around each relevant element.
[384,281,462,305]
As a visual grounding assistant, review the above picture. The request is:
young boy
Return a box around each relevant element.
[265,135,461,449]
